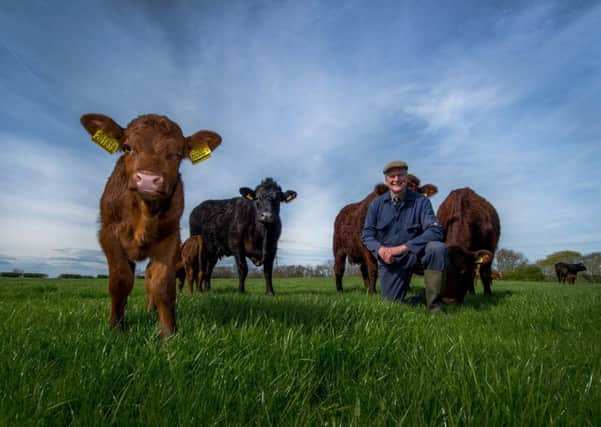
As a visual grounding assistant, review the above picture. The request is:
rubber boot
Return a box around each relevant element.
[424,269,446,314]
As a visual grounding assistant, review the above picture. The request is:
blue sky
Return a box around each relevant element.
[1,0,600,276]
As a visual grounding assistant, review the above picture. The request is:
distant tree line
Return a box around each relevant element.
[0,269,48,278]
[210,261,341,279]
[2,252,599,282]
[494,249,601,283]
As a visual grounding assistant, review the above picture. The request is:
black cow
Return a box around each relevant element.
[554,262,586,284]
[189,178,297,294]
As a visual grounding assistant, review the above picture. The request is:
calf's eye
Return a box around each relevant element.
[122,144,133,153]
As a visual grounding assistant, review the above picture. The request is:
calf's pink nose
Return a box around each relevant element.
[135,172,164,193]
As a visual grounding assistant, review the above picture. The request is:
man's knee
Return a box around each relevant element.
[425,241,447,256]
[423,241,448,270]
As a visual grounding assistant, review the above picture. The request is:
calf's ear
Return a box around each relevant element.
[186,130,222,164]
[80,114,124,154]
[240,187,256,201]
[281,190,297,203]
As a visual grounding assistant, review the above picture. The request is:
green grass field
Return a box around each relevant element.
[1,276,600,426]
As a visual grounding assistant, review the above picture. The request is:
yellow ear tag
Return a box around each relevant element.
[91,129,120,154]
[475,256,485,264]
[245,194,254,201]
[189,142,212,164]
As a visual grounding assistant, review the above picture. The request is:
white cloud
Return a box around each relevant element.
[1,1,600,275]
[278,183,339,265]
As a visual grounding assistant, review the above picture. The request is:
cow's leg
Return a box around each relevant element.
[196,266,204,293]
[360,262,369,289]
[263,254,275,296]
[144,262,156,312]
[204,256,217,292]
[361,261,377,296]
[334,251,346,292]
[195,242,203,292]
[184,261,195,294]
[469,266,477,294]
[100,229,135,330]
[147,236,179,338]
[176,265,185,293]
[479,263,493,296]
[234,251,248,293]
[365,253,378,296]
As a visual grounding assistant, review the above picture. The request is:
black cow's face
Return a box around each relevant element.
[575,262,587,272]
[240,178,297,224]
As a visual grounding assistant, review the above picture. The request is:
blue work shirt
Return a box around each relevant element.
[362,190,443,261]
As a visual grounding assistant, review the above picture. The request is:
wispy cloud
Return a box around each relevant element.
[1,1,600,275]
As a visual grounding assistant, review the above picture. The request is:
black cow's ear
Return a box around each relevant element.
[80,114,124,154]
[240,187,256,201]
[281,190,297,203]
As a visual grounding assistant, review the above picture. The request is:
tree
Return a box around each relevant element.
[582,252,601,274]
[536,250,583,279]
[536,250,583,266]
[503,264,545,281]
[494,248,528,273]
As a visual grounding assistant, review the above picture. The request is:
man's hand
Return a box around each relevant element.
[378,245,410,264]
[378,247,394,264]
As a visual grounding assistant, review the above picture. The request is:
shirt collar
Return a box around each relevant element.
[384,189,416,204]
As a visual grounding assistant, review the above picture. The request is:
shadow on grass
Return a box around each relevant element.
[181,296,349,331]
[460,289,514,310]
[120,281,516,334]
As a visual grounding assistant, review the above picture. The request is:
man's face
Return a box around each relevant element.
[385,168,408,194]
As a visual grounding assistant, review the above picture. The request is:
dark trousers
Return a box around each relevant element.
[379,241,447,301]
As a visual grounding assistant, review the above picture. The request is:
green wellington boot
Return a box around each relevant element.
[424,269,446,314]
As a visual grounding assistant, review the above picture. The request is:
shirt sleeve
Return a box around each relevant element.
[404,197,443,254]
[361,199,381,260]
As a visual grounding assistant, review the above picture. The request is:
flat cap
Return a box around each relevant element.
[383,160,408,174]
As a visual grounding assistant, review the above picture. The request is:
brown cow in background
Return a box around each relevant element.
[437,187,500,303]
[406,174,438,198]
[81,113,221,337]
[177,235,204,294]
[333,176,438,294]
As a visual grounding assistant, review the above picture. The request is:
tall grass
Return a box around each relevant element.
[0,276,600,426]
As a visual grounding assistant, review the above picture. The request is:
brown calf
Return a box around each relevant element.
[437,188,500,302]
[177,235,204,294]
[472,267,502,291]
[333,177,438,295]
[81,113,221,337]
[566,272,577,285]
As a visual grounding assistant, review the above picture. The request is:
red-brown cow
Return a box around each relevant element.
[177,235,204,294]
[333,176,438,295]
[437,188,500,303]
[81,113,221,337]
[445,245,494,303]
